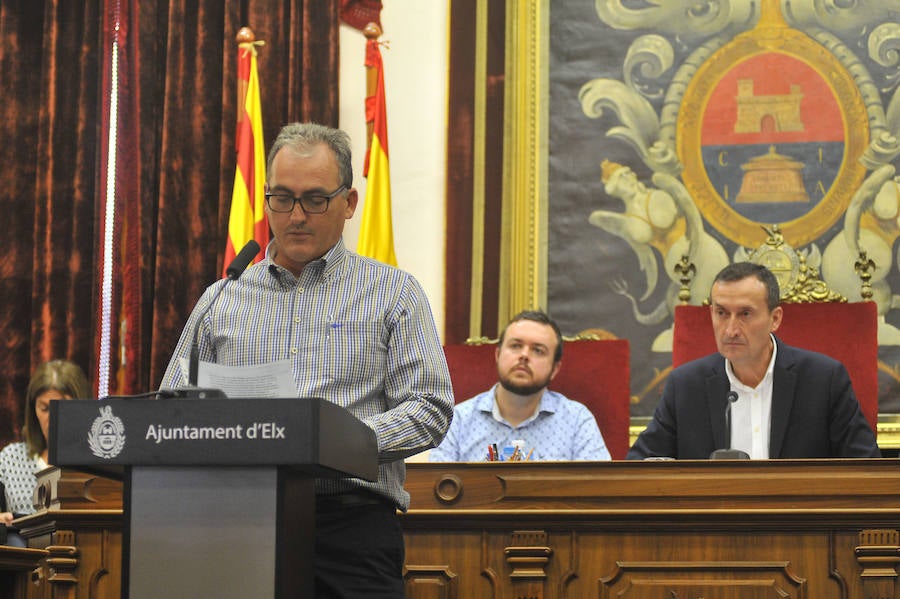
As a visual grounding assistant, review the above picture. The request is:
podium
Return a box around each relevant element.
[48,397,378,599]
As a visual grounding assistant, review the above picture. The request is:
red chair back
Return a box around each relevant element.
[672,302,879,432]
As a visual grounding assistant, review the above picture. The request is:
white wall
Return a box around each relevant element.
[339,2,449,338]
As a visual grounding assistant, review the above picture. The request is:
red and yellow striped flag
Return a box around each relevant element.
[358,33,397,266]
[223,28,268,277]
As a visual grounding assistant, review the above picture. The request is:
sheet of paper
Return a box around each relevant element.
[180,357,297,398]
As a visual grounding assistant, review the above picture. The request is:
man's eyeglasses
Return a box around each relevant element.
[264,185,347,214]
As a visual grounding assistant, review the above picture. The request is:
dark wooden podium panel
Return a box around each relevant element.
[402,460,900,599]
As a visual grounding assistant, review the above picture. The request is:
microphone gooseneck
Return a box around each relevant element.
[709,390,750,460]
[187,240,261,387]
[187,282,228,387]
[725,390,739,441]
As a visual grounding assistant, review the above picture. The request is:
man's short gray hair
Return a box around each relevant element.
[266,122,353,188]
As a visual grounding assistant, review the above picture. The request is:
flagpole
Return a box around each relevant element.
[223,26,268,278]
[235,27,255,129]
[363,22,382,161]
[357,21,398,266]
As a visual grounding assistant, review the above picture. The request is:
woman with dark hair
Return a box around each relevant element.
[0,360,89,526]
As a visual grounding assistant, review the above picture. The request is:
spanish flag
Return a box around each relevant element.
[358,36,397,266]
[223,30,268,278]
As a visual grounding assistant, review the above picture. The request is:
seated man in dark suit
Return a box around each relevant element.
[627,262,880,460]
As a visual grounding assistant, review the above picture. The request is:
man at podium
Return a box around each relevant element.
[161,122,453,597]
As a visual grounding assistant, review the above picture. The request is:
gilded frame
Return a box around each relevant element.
[500,0,549,324]
[467,0,549,334]
[495,0,899,449]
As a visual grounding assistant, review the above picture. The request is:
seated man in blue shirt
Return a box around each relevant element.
[430,310,610,461]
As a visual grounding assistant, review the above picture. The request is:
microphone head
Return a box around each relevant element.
[709,448,751,460]
[226,240,261,280]
[727,391,739,403]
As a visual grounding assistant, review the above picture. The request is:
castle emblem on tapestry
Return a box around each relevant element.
[579,0,900,351]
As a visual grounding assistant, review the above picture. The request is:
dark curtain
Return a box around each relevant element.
[0,0,340,447]
[0,1,102,446]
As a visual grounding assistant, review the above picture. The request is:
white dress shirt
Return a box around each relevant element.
[725,334,777,459]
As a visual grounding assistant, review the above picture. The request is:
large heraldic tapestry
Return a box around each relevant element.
[547,0,900,416]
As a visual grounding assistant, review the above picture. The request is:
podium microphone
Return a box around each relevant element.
[183,240,261,395]
[724,390,738,440]
[709,390,750,460]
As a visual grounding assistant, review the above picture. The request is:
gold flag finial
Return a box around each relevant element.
[236,26,255,44]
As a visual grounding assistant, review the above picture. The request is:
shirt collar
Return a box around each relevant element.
[725,333,778,391]
[476,385,557,425]
[264,237,348,283]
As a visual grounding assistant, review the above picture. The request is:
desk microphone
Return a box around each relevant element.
[725,390,738,440]
[710,390,750,460]
[182,240,261,396]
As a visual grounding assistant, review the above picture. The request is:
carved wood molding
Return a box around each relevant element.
[404,564,458,598]
[45,534,79,586]
[505,530,552,580]
[855,528,900,599]
[434,473,464,505]
[505,530,552,599]
[600,560,806,597]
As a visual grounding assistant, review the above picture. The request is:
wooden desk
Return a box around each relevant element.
[0,546,46,599]
[402,460,900,598]
[15,468,123,599]
[13,463,900,598]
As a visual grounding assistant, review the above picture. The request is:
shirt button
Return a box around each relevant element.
[290,348,298,354]
[298,287,304,293]
[294,317,301,323]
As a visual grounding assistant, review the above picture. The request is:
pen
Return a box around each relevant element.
[487,444,495,461]
[525,448,534,461]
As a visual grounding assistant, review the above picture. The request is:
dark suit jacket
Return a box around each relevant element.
[627,338,880,459]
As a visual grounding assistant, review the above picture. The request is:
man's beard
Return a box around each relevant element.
[498,371,552,397]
